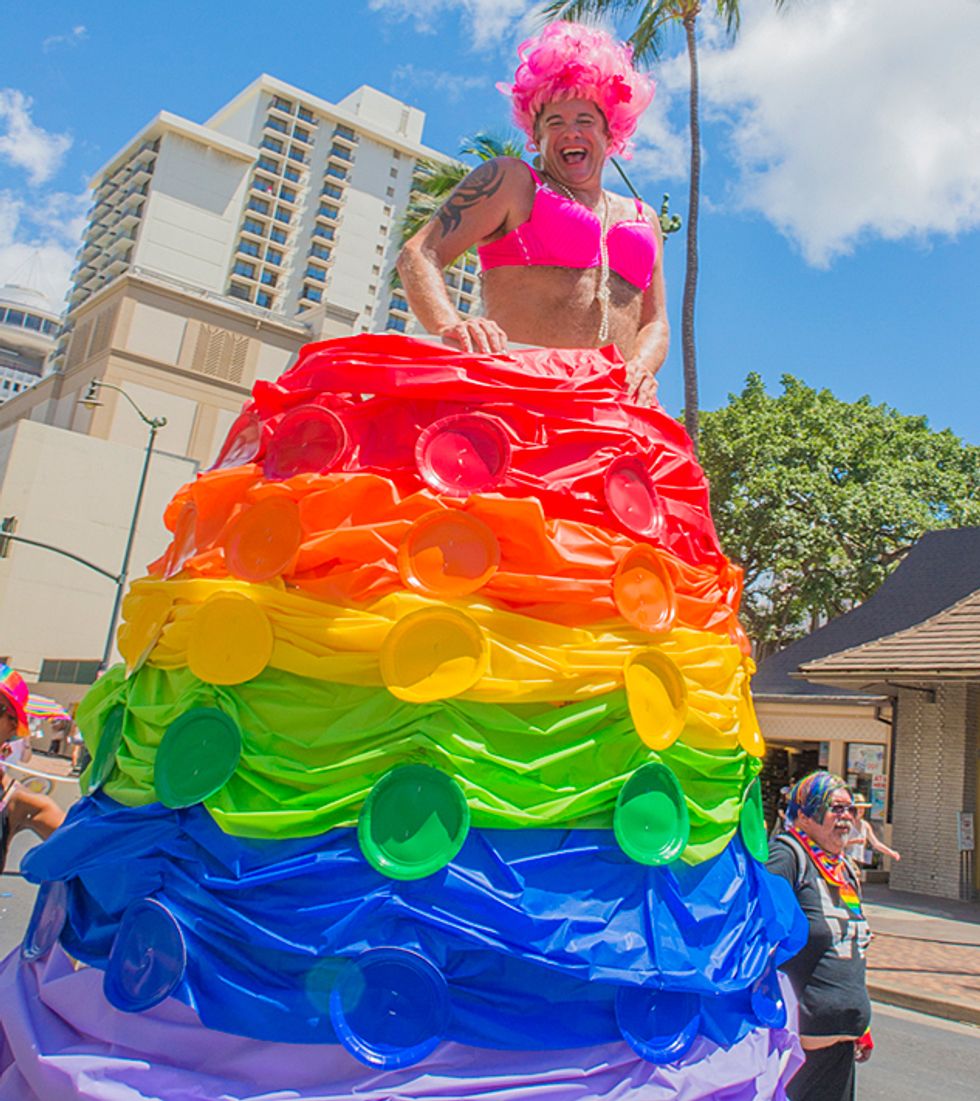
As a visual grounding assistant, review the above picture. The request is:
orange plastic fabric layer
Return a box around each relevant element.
[206,336,723,568]
[149,470,743,633]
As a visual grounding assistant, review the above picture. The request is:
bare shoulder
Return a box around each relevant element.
[606,191,661,232]
[639,199,665,238]
[441,157,533,239]
[454,156,531,200]
[635,200,666,265]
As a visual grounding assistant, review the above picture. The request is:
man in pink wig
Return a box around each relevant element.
[399,21,666,407]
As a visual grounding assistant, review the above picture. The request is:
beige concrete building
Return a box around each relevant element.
[0,268,309,681]
[0,417,196,685]
[0,76,472,688]
[1,269,307,465]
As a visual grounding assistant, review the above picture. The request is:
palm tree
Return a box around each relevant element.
[546,2,788,449]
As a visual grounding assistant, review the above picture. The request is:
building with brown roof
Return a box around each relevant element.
[752,528,980,894]
[797,536,980,900]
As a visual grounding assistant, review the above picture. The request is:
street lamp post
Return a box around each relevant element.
[79,381,167,670]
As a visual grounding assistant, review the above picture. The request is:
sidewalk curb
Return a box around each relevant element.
[869,983,980,1028]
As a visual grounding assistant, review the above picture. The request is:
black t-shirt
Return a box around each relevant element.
[767,833,872,1037]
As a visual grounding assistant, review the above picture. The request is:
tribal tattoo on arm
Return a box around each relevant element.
[437,161,504,237]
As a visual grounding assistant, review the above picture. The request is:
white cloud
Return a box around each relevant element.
[42,25,87,52]
[370,0,540,51]
[391,64,488,103]
[0,189,88,307]
[0,89,73,186]
[629,50,689,183]
[696,0,980,265]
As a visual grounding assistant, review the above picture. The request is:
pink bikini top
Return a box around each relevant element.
[477,166,657,291]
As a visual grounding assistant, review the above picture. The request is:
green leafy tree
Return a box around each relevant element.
[699,373,980,655]
[547,1,791,450]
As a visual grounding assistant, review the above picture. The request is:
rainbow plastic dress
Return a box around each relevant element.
[0,336,805,1100]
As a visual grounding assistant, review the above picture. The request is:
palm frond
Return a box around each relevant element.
[458,131,526,162]
[542,2,688,66]
[715,1,742,38]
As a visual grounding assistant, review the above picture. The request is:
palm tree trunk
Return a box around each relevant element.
[682,13,701,450]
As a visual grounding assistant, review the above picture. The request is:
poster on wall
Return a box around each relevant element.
[870,773,887,820]
[847,743,885,775]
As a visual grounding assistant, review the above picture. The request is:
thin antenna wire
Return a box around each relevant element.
[610,157,643,201]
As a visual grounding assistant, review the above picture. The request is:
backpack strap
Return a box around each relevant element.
[773,832,808,889]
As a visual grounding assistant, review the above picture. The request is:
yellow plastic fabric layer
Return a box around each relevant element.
[122,577,757,748]
[77,664,759,862]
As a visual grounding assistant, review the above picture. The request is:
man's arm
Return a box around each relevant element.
[625,210,668,406]
[396,157,524,354]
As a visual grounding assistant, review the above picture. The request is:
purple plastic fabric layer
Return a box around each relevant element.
[0,947,803,1101]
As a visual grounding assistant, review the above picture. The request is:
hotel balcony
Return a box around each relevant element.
[250,175,277,197]
[89,221,112,247]
[332,126,357,147]
[128,162,153,186]
[104,252,131,278]
[116,204,143,231]
[107,230,136,256]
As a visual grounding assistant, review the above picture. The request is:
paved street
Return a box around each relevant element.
[0,830,46,957]
[861,1002,980,1099]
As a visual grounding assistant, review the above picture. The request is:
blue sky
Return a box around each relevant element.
[2,0,979,442]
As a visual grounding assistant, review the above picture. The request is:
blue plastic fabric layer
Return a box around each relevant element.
[23,794,806,1050]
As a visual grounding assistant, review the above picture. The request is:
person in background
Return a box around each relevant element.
[846,798,900,875]
[0,665,66,872]
[769,784,791,839]
[767,771,873,1101]
[69,725,90,776]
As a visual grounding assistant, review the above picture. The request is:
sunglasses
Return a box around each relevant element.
[826,803,856,817]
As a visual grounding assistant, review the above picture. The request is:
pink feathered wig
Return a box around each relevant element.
[499,21,655,160]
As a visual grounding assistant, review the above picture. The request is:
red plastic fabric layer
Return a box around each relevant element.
[208,336,723,568]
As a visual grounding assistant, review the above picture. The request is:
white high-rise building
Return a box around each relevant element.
[0,78,480,680]
[0,285,60,403]
[58,76,477,363]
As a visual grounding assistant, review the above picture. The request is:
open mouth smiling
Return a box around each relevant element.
[560,147,588,165]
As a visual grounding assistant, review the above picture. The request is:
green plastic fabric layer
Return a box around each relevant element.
[78,664,760,863]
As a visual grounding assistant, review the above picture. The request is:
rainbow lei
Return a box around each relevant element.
[789,826,863,917]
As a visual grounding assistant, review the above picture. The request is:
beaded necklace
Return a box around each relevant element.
[543,174,611,343]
